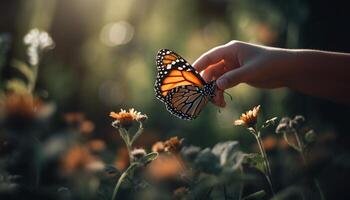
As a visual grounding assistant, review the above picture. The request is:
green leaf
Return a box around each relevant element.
[5,78,29,93]
[11,59,34,83]
[262,117,278,129]
[180,145,201,162]
[243,190,266,200]
[212,141,244,170]
[243,153,265,174]
[194,148,221,174]
[304,129,316,144]
[141,152,158,164]
[270,186,304,200]
[104,165,120,175]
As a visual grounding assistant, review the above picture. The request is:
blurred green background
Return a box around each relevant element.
[1,0,349,147]
[1,1,350,199]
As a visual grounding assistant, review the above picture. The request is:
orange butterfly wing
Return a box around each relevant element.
[165,85,209,120]
[154,49,205,102]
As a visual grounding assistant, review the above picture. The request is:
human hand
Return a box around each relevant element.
[193,41,290,107]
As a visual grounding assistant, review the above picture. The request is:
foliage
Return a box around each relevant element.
[0,0,348,199]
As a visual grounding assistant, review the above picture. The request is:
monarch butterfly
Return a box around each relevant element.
[154,49,216,120]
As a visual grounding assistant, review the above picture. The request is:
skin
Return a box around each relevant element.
[192,40,350,107]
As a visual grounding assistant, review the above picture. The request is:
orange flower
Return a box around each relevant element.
[63,112,85,124]
[60,144,103,175]
[234,105,260,128]
[146,154,183,180]
[79,120,95,135]
[1,93,45,120]
[164,137,183,154]
[109,108,147,129]
[152,141,165,153]
[87,139,106,152]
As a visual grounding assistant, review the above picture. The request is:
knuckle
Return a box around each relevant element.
[226,40,241,47]
[228,40,243,49]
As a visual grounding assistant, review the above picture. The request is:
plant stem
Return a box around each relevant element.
[30,135,41,186]
[293,131,304,153]
[314,179,326,200]
[223,184,228,200]
[253,127,274,195]
[119,128,133,161]
[238,166,244,200]
[28,64,38,92]
[111,163,138,200]
[293,131,326,200]
[205,187,214,199]
[255,135,272,178]
[126,143,132,161]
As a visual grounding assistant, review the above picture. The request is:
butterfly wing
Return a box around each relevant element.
[165,85,209,120]
[154,49,206,102]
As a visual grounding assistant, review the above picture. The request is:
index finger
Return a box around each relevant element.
[192,45,229,72]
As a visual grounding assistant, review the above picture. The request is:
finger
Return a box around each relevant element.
[193,45,230,72]
[212,89,226,107]
[201,61,228,82]
[216,67,248,90]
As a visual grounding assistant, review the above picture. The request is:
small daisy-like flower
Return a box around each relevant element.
[131,148,146,160]
[234,105,260,128]
[109,108,147,129]
[275,117,291,134]
[109,109,134,129]
[290,115,305,129]
[129,108,148,122]
[164,137,183,154]
[152,141,165,153]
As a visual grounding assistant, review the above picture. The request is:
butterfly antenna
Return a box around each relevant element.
[224,91,233,101]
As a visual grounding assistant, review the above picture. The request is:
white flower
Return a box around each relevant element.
[23,28,54,65]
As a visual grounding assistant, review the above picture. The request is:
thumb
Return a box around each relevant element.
[216,67,247,90]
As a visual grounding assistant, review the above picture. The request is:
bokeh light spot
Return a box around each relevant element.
[100,21,134,47]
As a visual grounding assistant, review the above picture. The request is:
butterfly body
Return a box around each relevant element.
[154,49,216,120]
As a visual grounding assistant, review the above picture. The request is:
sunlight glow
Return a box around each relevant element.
[100,21,134,47]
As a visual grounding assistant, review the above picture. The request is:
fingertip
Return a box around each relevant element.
[219,95,226,108]
[213,89,225,107]
[216,78,229,90]
[216,67,246,90]
[193,45,227,72]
